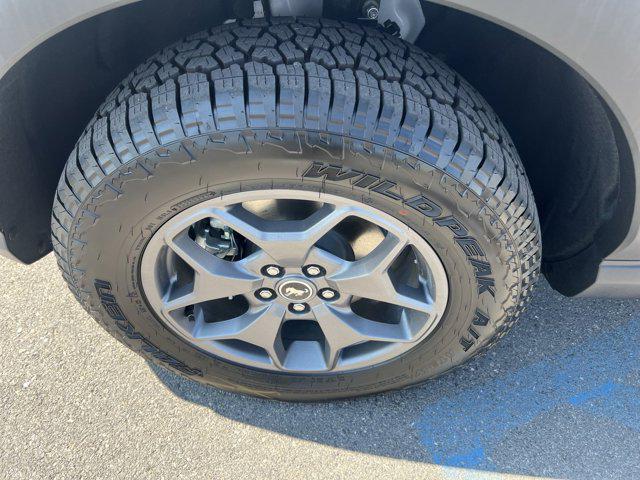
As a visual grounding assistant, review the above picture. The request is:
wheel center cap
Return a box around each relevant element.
[277,278,315,302]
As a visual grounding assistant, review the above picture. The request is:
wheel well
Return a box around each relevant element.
[0,0,232,263]
[417,3,634,295]
[0,0,633,296]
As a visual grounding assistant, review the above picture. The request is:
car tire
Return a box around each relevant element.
[51,17,541,400]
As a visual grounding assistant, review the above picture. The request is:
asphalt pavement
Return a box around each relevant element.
[1,254,639,479]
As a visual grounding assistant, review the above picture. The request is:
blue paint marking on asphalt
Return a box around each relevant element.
[418,316,640,469]
[568,381,616,406]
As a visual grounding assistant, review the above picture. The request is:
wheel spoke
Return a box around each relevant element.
[192,303,287,367]
[162,288,201,314]
[313,303,414,369]
[303,246,347,276]
[393,283,435,313]
[164,231,262,310]
[328,234,434,314]
[209,204,352,266]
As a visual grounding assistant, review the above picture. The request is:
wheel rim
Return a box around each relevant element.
[140,190,449,373]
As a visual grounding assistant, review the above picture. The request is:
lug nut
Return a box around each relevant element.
[306,266,321,276]
[289,303,310,314]
[262,265,284,277]
[363,0,379,19]
[303,265,325,277]
[266,266,281,276]
[256,288,276,301]
[319,288,339,301]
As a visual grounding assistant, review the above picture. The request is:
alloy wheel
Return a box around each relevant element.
[140,190,448,373]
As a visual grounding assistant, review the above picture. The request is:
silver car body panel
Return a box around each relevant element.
[0,231,21,263]
[0,0,135,80]
[1,0,639,294]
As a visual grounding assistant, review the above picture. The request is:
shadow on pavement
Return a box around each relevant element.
[150,280,640,479]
